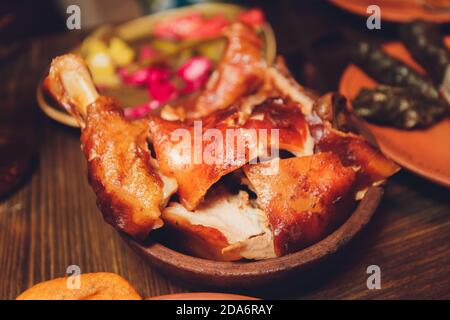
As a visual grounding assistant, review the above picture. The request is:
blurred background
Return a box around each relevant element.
[0,0,386,90]
[0,0,450,300]
[2,0,449,197]
[0,0,352,198]
[2,0,450,94]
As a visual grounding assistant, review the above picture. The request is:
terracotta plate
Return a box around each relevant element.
[329,0,450,23]
[339,40,450,188]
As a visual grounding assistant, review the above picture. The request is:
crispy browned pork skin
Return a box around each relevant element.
[149,98,313,211]
[44,17,399,260]
[162,23,266,120]
[45,54,176,239]
[243,153,356,256]
[149,106,248,211]
[156,67,398,259]
[194,23,266,117]
[307,92,400,196]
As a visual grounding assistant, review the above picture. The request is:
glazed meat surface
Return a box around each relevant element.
[45,55,172,239]
[243,153,356,256]
[81,97,166,239]
[307,93,400,195]
[192,23,266,117]
[243,98,314,157]
[313,124,400,193]
[149,98,313,210]
[149,106,248,210]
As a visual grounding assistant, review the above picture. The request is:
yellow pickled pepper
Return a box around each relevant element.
[108,37,135,67]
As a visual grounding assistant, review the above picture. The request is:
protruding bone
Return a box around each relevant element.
[45,54,99,126]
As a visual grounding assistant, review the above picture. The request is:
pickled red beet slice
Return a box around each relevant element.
[153,12,229,40]
[139,45,158,62]
[177,56,212,94]
[178,56,211,81]
[238,8,265,26]
[148,80,177,103]
[118,67,149,86]
[124,100,160,120]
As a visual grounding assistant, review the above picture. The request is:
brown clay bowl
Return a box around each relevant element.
[122,186,383,290]
[122,92,387,290]
[122,90,386,291]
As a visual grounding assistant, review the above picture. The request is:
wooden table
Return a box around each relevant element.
[0,0,449,299]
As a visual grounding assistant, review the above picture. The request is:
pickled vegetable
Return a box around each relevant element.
[108,37,135,67]
[86,52,120,87]
[153,12,229,40]
[81,37,108,57]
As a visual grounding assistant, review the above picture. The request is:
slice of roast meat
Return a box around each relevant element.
[243,153,356,256]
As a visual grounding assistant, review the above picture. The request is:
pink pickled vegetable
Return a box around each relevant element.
[238,8,265,26]
[147,66,170,83]
[124,100,160,120]
[190,15,228,39]
[148,78,177,103]
[154,13,203,40]
[154,12,229,40]
[120,56,213,119]
[148,81,177,103]
[146,66,177,103]
[139,45,158,62]
[177,56,212,94]
[118,67,149,86]
[118,65,170,87]
[177,56,212,82]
